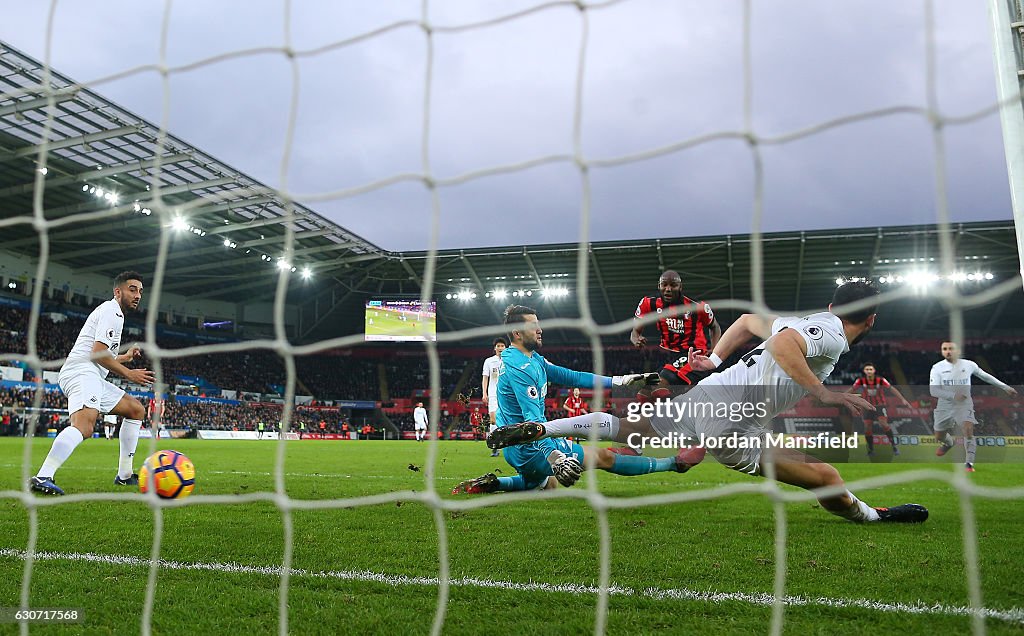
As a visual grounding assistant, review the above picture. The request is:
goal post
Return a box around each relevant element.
[987,0,1024,284]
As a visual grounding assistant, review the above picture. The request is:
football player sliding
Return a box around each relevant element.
[488,283,928,524]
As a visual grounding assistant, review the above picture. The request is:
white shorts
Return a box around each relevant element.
[59,368,125,416]
[648,386,769,475]
[934,407,975,432]
[414,423,427,431]
[488,397,498,416]
[103,414,118,424]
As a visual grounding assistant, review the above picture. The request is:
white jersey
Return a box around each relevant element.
[413,406,428,428]
[62,298,124,379]
[929,358,1007,411]
[482,355,503,401]
[697,311,850,420]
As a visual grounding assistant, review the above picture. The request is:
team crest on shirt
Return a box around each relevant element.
[803,325,823,340]
[527,385,539,399]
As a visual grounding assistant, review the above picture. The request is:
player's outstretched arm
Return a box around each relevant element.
[767,330,873,415]
[971,365,1018,395]
[705,312,776,365]
[708,318,722,351]
[887,383,915,408]
[543,361,655,390]
[629,323,646,348]
[630,297,649,348]
[115,345,142,365]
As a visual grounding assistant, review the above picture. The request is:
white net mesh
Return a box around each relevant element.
[2,1,1024,634]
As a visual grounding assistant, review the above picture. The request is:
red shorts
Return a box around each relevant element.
[862,407,889,423]
[659,354,711,386]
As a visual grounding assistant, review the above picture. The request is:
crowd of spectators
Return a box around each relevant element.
[0,304,450,401]
[0,388,377,435]
[383,355,464,401]
[158,400,362,433]
[4,302,1023,437]
[0,386,65,410]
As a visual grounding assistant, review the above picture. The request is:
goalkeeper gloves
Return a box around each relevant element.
[612,372,661,387]
[549,451,584,487]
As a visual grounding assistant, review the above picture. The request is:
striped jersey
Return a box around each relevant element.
[565,395,585,417]
[634,295,714,353]
[852,375,892,406]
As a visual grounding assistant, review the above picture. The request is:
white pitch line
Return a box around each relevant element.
[1,548,1021,624]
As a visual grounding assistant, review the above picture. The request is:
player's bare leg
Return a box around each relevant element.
[763,448,927,523]
[636,376,673,402]
[934,429,955,457]
[878,417,899,456]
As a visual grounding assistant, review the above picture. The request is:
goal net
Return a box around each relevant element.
[2,2,1024,635]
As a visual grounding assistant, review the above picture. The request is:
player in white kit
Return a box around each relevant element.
[30,271,155,495]
[480,338,506,456]
[103,414,118,440]
[489,282,928,523]
[929,341,1017,472]
[413,401,428,441]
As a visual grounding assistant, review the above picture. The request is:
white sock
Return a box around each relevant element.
[542,413,620,441]
[37,426,84,479]
[118,419,143,479]
[965,436,977,464]
[830,490,881,523]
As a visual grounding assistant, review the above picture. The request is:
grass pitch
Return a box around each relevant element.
[1,438,1022,634]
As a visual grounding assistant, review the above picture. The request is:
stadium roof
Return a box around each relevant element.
[359,221,1024,343]
[0,41,386,306]
[2,41,1022,343]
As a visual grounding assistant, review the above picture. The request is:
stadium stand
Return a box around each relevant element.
[3,292,1022,437]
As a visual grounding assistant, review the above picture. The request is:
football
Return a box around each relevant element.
[139,450,196,499]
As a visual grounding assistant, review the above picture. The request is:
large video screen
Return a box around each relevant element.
[364,300,437,342]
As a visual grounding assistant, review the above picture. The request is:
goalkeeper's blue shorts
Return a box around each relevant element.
[503,437,585,489]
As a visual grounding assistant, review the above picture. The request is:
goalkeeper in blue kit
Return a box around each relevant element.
[453,305,703,494]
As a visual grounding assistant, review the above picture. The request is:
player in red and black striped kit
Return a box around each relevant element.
[563,387,588,417]
[630,270,721,397]
[469,407,484,440]
[846,362,914,457]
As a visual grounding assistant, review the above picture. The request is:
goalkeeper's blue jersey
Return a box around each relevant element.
[495,347,610,427]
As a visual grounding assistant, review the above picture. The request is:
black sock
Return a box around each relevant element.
[865,433,874,452]
[886,430,896,447]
